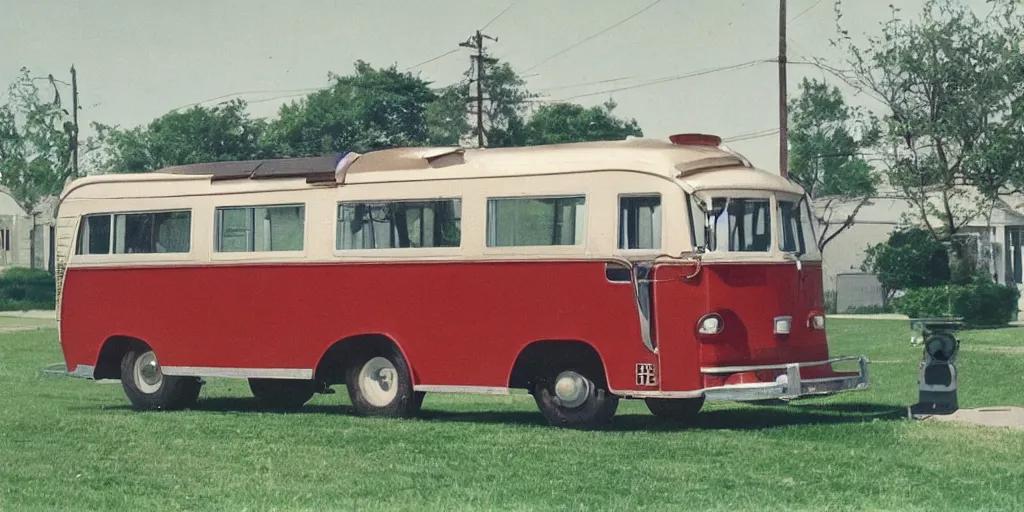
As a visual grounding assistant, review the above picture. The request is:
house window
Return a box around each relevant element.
[486,196,586,247]
[113,211,191,254]
[619,195,661,250]
[216,204,305,252]
[75,214,112,255]
[337,199,461,250]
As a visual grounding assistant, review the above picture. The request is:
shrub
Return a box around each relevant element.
[824,290,838,314]
[893,280,1020,327]
[862,227,950,296]
[0,267,55,311]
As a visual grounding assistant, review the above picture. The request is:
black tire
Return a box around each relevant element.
[344,345,422,418]
[533,367,618,429]
[248,378,318,411]
[645,396,705,421]
[119,347,201,411]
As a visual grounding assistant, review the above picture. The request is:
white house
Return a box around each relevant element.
[0,187,57,272]
[814,187,1024,313]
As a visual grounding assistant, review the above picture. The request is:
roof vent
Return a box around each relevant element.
[669,133,722,147]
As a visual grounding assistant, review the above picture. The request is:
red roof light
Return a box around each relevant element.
[669,133,722,147]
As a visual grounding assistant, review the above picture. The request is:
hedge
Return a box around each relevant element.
[893,281,1020,327]
[0,267,56,311]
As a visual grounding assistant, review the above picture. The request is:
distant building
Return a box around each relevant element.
[814,187,1024,313]
[0,187,57,273]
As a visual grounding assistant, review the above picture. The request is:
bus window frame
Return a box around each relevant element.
[71,208,196,263]
[211,202,308,261]
[331,197,465,260]
[616,192,663,255]
[481,193,590,256]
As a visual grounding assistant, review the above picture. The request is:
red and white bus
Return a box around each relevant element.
[54,134,868,428]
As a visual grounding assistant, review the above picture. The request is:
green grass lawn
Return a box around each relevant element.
[1,319,1023,511]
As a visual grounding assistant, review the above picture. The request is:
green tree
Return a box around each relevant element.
[92,99,269,173]
[862,226,951,299]
[787,78,880,250]
[522,100,642,146]
[835,0,1024,257]
[0,68,76,211]
[264,61,437,156]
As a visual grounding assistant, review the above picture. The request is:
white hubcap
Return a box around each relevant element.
[358,357,399,407]
[553,371,591,408]
[133,351,163,394]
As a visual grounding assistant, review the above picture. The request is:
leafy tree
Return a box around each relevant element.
[92,99,269,173]
[522,99,642,146]
[835,0,1024,258]
[264,61,436,156]
[0,68,76,211]
[788,78,880,250]
[424,84,470,146]
[862,226,950,299]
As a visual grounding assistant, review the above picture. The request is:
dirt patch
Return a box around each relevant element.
[914,407,1024,431]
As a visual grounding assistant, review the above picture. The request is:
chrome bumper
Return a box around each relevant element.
[701,356,870,401]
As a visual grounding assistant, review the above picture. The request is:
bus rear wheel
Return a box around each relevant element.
[533,369,618,429]
[344,347,423,418]
[645,396,705,421]
[248,378,317,411]
[119,347,201,411]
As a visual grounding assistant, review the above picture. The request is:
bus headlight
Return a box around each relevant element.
[697,313,723,335]
[809,314,826,330]
[774,316,792,335]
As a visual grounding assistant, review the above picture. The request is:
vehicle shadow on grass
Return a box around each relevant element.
[416,401,908,432]
[127,397,906,432]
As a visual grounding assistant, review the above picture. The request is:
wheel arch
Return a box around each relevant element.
[93,335,150,380]
[507,339,611,390]
[314,333,415,385]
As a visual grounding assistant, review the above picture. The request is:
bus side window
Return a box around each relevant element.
[618,195,661,250]
[486,196,585,247]
[75,214,112,255]
[336,199,461,250]
[113,211,191,254]
[216,204,304,252]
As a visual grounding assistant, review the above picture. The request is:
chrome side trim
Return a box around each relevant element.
[700,355,866,374]
[68,364,95,379]
[160,366,314,379]
[609,389,705,399]
[413,385,510,395]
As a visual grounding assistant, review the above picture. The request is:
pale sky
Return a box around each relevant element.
[0,0,993,173]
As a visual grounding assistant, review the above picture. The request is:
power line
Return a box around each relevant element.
[723,128,779,143]
[170,87,327,112]
[481,1,515,31]
[552,60,771,101]
[790,0,823,22]
[535,76,635,93]
[523,0,665,73]
[404,48,462,71]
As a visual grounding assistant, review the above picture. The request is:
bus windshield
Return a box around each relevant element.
[778,196,820,258]
[707,197,772,252]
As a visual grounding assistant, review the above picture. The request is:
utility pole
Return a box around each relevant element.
[778,0,789,179]
[70,65,79,177]
[460,30,497,148]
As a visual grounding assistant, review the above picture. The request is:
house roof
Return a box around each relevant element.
[813,186,1024,228]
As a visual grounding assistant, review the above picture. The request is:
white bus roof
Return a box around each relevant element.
[60,137,806,200]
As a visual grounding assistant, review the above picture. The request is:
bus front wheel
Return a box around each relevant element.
[248,378,317,411]
[119,347,201,411]
[533,369,618,429]
[344,347,423,418]
[644,396,705,421]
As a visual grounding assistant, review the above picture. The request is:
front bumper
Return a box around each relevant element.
[701,356,869,401]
